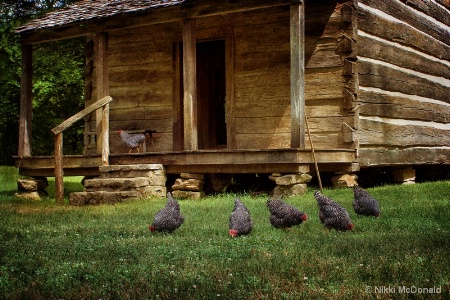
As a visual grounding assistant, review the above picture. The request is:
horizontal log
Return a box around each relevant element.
[357,117,450,147]
[358,58,450,103]
[359,0,450,45]
[357,3,450,61]
[358,88,450,123]
[400,0,450,25]
[358,147,450,167]
[358,32,450,80]
[235,132,352,150]
[235,116,355,134]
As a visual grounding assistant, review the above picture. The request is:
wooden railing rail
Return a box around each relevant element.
[50,96,113,203]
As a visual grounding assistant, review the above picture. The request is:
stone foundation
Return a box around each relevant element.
[172,173,205,199]
[270,173,311,198]
[393,167,415,184]
[69,164,167,205]
[332,173,358,187]
[15,177,49,200]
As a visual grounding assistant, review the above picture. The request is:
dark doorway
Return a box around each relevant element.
[196,40,227,149]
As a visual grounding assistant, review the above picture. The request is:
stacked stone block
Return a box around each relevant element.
[69,164,166,205]
[15,177,49,200]
[172,173,205,200]
[270,173,312,198]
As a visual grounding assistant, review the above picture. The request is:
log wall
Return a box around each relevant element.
[346,0,450,166]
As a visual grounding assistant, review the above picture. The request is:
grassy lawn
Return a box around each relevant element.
[0,166,449,299]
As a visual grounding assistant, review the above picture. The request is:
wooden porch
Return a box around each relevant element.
[15,148,358,178]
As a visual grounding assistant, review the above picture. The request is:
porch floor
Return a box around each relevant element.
[15,148,358,177]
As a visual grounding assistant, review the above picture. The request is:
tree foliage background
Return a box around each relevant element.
[0,0,84,164]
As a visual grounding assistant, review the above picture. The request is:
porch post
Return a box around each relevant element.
[18,44,33,157]
[290,0,306,149]
[182,18,198,151]
[95,33,110,165]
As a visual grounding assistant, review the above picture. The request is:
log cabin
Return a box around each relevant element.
[14,0,450,201]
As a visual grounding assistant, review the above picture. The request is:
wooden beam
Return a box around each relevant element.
[94,33,110,162]
[290,1,305,149]
[182,19,198,151]
[54,132,64,203]
[18,44,33,157]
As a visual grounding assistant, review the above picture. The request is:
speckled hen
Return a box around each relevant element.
[266,198,308,229]
[352,185,381,217]
[149,192,184,233]
[314,190,353,231]
[228,198,253,237]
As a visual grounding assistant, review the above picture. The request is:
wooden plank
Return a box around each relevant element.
[54,133,64,203]
[359,147,450,167]
[225,26,236,150]
[290,1,305,149]
[357,4,450,61]
[358,117,450,147]
[235,132,351,150]
[18,44,33,157]
[182,18,198,151]
[51,96,113,135]
[172,42,183,151]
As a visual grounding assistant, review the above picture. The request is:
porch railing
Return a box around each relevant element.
[50,96,113,203]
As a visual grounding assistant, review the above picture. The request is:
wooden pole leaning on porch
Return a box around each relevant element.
[305,112,323,192]
[51,96,113,203]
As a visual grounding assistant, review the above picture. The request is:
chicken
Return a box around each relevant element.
[352,185,381,217]
[266,198,308,229]
[118,129,146,153]
[314,190,354,231]
[149,192,184,233]
[228,198,253,237]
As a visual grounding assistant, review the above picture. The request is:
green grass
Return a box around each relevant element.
[0,167,449,299]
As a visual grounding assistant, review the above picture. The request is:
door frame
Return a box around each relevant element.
[172,26,235,151]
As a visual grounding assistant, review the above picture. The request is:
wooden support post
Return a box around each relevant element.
[54,132,64,203]
[101,104,109,165]
[290,1,305,149]
[19,44,33,157]
[182,19,198,151]
[95,33,109,160]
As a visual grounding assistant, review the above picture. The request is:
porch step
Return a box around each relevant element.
[69,191,142,205]
[69,164,167,205]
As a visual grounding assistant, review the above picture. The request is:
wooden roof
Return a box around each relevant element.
[15,0,186,33]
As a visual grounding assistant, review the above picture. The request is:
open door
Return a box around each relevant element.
[196,40,226,149]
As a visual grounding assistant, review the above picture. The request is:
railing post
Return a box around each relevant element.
[101,104,109,166]
[54,132,64,203]
[50,96,113,204]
